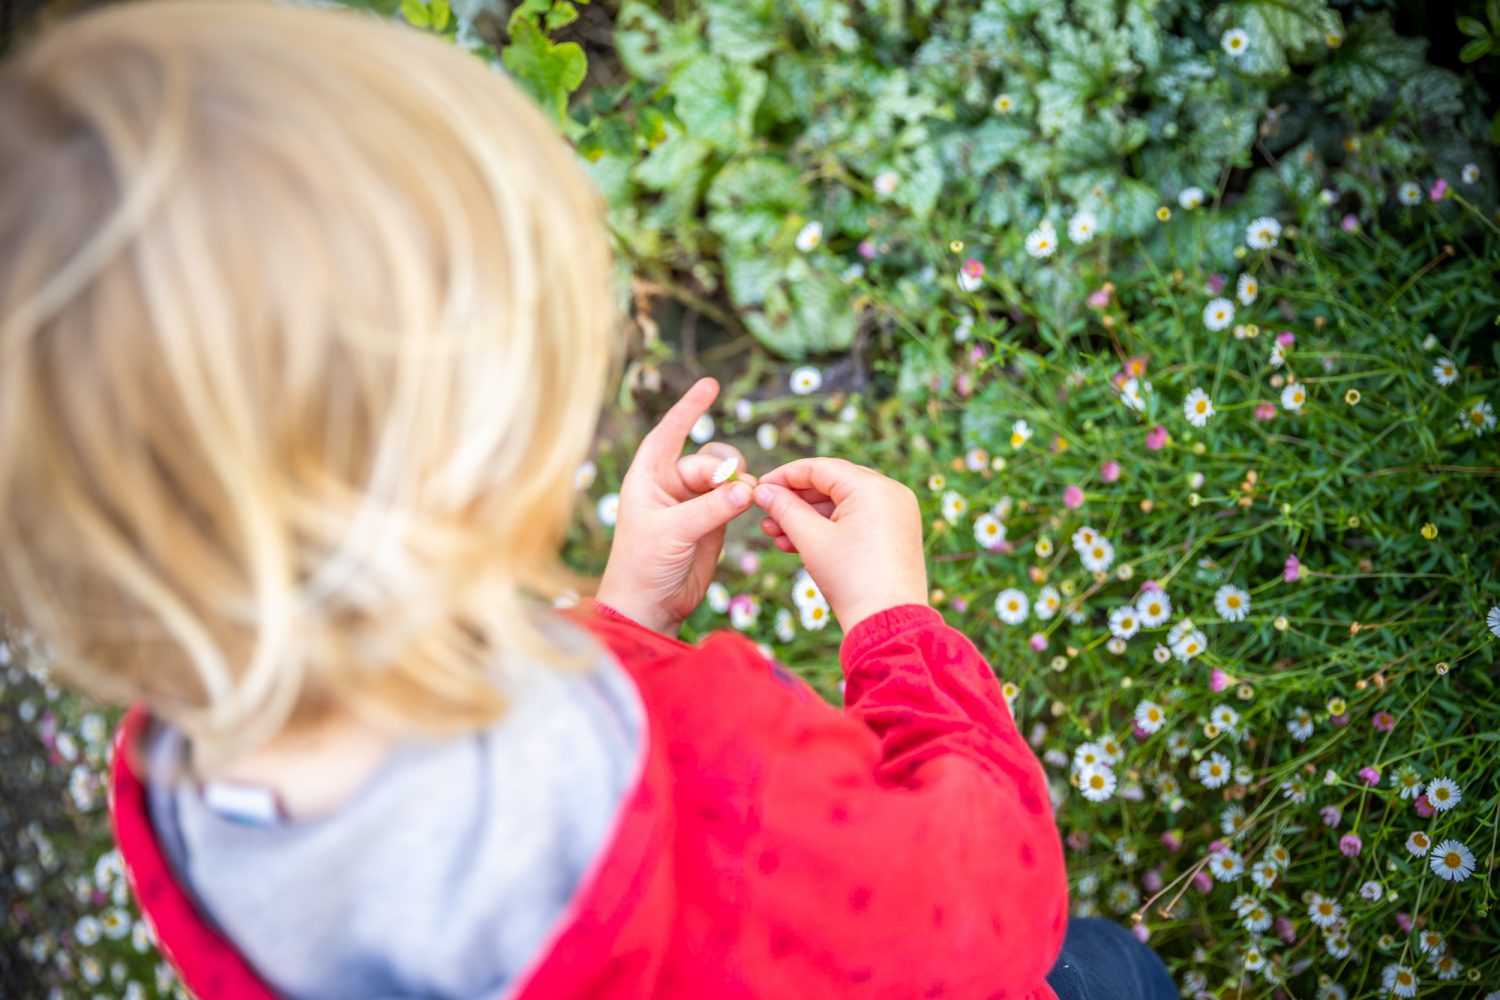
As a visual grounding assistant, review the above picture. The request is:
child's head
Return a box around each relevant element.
[0,0,622,765]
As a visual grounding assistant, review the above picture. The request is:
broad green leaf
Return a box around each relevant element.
[667,55,768,150]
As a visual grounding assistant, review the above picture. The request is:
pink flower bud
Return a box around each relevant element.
[1063,484,1085,509]
[969,344,988,365]
[1140,580,1162,592]
[1275,916,1296,945]
[1284,554,1300,583]
[1321,805,1342,827]
[961,258,985,279]
[1210,668,1231,693]
[1206,273,1226,294]
[1143,868,1163,893]
[1087,289,1111,309]
[1429,178,1449,202]
[1100,460,1121,483]
[1330,713,1348,727]
[1161,831,1182,852]
[1131,923,1150,944]
[951,597,969,613]
[1254,402,1276,421]
[1414,794,1435,818]
[1208,839,1225,853]
[1029,632,1048,653]
[858,238,877,260]
[1192,871,1213,893]
[1371,711,1394,732]
[1145,425,1168,451]
[1341,214,1359,232]
[1357,766,1380,786]
[738,551,761,575]
[1395,912,1413,933]
[1339,833,1362,857]
[1276,331,1296,347]
[956,373,973,397]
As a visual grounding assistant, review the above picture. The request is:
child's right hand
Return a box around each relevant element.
[752,458,929,632]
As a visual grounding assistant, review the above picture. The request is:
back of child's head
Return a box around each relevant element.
[0,0,623,767]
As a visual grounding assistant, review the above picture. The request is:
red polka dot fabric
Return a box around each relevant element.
[108,601,1067,999]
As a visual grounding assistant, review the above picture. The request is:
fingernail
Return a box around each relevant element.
[729,483,752,506]
[753,485,774,507]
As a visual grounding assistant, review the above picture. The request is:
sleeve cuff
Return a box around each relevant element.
[839,603,943,662]
[577,595,645,628]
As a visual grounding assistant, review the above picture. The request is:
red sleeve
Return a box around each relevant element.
[741,604,1068,999]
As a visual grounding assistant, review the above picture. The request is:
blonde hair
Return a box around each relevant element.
[0,0,623,767]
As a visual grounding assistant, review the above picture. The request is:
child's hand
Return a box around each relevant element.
[596,378,758,637]
[752,458,929,632]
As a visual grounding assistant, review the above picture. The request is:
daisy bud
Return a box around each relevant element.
[1420,523,1437,539]
[1338,834,1362,858]
[1358,766,1381,786]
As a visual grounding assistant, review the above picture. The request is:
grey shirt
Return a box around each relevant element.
[146,617,645,1000]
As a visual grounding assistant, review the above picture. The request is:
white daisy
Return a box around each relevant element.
[1431,953,1463,981]
[1319,188,1339,206]
[1120,376,1152,411]
[1203,297,1235,331]
[1109,605,1142,640]
[1098,735,1125,765]
[1432,358,1458,386]
[1325,936,1352,959]
[1010,418,1033,448]
[574,460,597,490]
[1241,902,1273,933]
[1360,880,1383,901]
[1198,751,1231,788]
[1072,526,1099,552]
[1382,964,1419,998]
[957,259,985,292]
[1424,776,1461,812]
[1079,537,1116,574]
[1171,629,1206,662]
[1265,843,1291,869]
[1183,387,1215,427]
[1242,945,1265,972]
[1236,273,1259,305]
[689,413,715,444]
[992,93,1015,114]
[873,170,900,197]
[1078,763,1117,802]
[709,455,740,486]
[1134,700,1166,734]
[1280,381,1307,411]
[1178,186,1205,210]
[774,607,795,642]
[1391,766,1424,799]
[973,512,1006,549]
[1136,590,1171,627]
[995,588,1030,625]
[1464,399,1496,434]
[596,492,620,526]
[1308,894,1342,928]
[1397,182,1422,206]
[1208,847,1244,881]
[756,423,779,450]
[795,220,824,251]
[706,582,730,613]
[729,594,759,630]
[941,490,969,521]
[1214,584,1250,622]
[791,569,825,609]
[1246,216,1282,250]
[1461,163,1480,185]
[1416,930,1445,956]
[789,365,823,395]
[1287,707,1314,741]
[1166,730,1191,758]
[1067,211,1097,244]
[1249,860,1279,890]
[1405,830,1432,856]
[1212,704,1241,733]
[1221,28,1249,57]
[799,597,832,630]
[1489,605,1500,638]
[1073,742,1106,771]
[1269,342,1286,368]
[1035,586,1062,620]
[1025,222,1058,259]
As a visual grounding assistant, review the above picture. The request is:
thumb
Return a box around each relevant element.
[668,481,755,543]
[752,482,829,551]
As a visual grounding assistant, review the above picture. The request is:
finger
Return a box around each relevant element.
[667,480,755,543]
[750,481,832,552]
[636,377,719,478]
[761,517,785,537]
[757,457,879,507]
[772,535,798,554]
[676,447,751,495]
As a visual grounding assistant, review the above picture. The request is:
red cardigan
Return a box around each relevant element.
[108,601,1068,1000]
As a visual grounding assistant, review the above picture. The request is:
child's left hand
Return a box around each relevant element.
[596,377,757,637]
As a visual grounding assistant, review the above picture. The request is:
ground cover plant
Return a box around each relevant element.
[3,0,1499,996]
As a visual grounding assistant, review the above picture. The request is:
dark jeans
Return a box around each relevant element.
[1045,917,1177,1000]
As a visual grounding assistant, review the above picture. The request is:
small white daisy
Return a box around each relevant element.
[1153,644,1172,664]
[1489,605,1500,638]
[1178,186,1205,210]
[1246,216,1282,250]
[1397,182,1422,206]
[1198,751,1231,788]
[574,460,597,491]
[1287,707,1314,741]
[690,413,715,444]
[1241,903,1272,933]
[1208,846,1245,881]
[791,569,825,609]
[774,607,795,642]
[1391,766,1424,799]
[1183,387,1215,427]
[1464,399,1496,434]
[1236,273,1259,306]
[973,512,1006,549]
[1073,742,1106,771]
[1416,930,1445,956]
[1431,953,1463,981]
[995,588,1030,625]
[789,365,823,395]
[1166,730,1191,758]
[1461,163,1480,185]
[1221,28,1249,57]
[1280,381,1307,411]
[1265,843,1291,869]
[1249,860,1279,890]
[799,597,832,630]
[1010,418,1033,448]
[1067,211,1097,244]
[729,594,760,630]
[1308,894,1342,928]
[1080,537,1116,574]
[1078,763,1117,802]
[1319,188,1339,206]
[1120,376,1152,411]
[1214,584,1250,622]
[1035,586,1062,620]
[873,170,900,197]
[709,455,740,486]
[1025,222,1059,259]
[1171,629,1206,662]
[795,220,824,251]
[1134,700,1166,734]
[596,492,620,526]
[1382,964,1419,998]
[992,93,1015,114]
[1360,880,1383,901]
[1136,590,1171,627]
[1269,342,1286,368]
[1203,297,1236,331]
[1109,605,1142,640]
[957,259,985,292]
[756,423,779,450]
[1405,830,1432,857]
[1424,776,1462,811]
[941,490,969,521]
[1432,358,1458,386]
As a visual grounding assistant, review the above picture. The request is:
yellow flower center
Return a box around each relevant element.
[1090,776,1104,789]
[1444,852,1460,868]
[1228,596,1240,608]
[1196,400,1207,413]
[1007,601,1018,612]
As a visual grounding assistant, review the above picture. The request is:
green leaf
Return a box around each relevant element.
[430,0,451,31]
[399,0,430,28]
[1460,37,1493,63]
[545,2,580,32]
[500,15,588,126]
[614,1,705,86]
[629,125,713,191]
[704,0,781,63]
[740,266,859,358]
[666,55,767,150]
[1456,16,1489,39]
